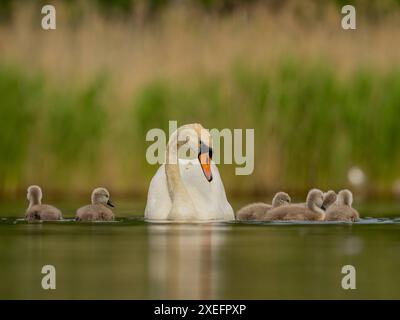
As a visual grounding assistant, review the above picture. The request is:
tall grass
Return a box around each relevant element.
[0,66,42,193]
[1,60,400,198]
[0,3,400,199]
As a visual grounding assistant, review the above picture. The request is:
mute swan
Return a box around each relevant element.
[325,189,359,222]
[261,189,325,221]
[25,185,62,221]
[236,192,291,221]
[144,123,234,221]
[76,187,115,221]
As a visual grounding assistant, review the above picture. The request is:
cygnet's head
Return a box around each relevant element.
[91,187,114,207]
[27,185,43,205]
[306,189,324,208]
[322,190,337,210]
[337,189,353,206]
[272,192,291,207]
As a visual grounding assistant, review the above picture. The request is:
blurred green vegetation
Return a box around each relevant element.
[1,0,400,22]
[1,59,400,198]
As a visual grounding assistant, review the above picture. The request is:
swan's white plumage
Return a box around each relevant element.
[145,159,234,221]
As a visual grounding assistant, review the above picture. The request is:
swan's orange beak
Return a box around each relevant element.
[198,152,213,182]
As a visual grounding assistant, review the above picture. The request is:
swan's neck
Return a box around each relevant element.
[314,205,325,219]
[272,197,281,208]
[28,197,41,208]
[165,133,196,219]
[307,201,325,219]
[92,200,105,206]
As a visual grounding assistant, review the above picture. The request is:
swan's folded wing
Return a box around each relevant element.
[144,165,172,220]
[180,160,234,221]
[210,162,235,220]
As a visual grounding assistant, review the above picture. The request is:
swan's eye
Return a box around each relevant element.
[209,147,213,159]
[199,141,206,154]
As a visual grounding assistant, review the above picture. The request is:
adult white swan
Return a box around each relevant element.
[145,123,234,221]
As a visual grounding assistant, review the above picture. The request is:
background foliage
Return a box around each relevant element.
[0,0,399,200]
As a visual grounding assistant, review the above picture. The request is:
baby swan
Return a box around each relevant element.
[325,189,359,222]
[76,187,115,221]
[322,190,337,211]
[293,190,336,210]
[236,192,291,221]
[25,185,62,221]
[262,189,325,221]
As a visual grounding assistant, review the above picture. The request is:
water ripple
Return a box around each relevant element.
[0,216,399,226]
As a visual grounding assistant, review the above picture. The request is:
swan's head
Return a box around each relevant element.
[322,190,337,210]
[27,185,42,204]
[272,192,291,207]
[337,189,353,206]
[91,187,114,207]
[306,189,324,208]
[176,123,213,182]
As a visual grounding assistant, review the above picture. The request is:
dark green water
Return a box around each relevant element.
[0,201,400,299]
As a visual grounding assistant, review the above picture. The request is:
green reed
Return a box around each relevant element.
[1,59,400,198]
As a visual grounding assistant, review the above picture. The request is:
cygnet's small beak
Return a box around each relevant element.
[107,199,115,208]
[321,205,326,211]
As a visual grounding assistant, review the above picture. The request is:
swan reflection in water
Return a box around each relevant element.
[147,223,229,299]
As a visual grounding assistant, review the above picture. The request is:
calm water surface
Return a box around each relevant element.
[0,200,400,299]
